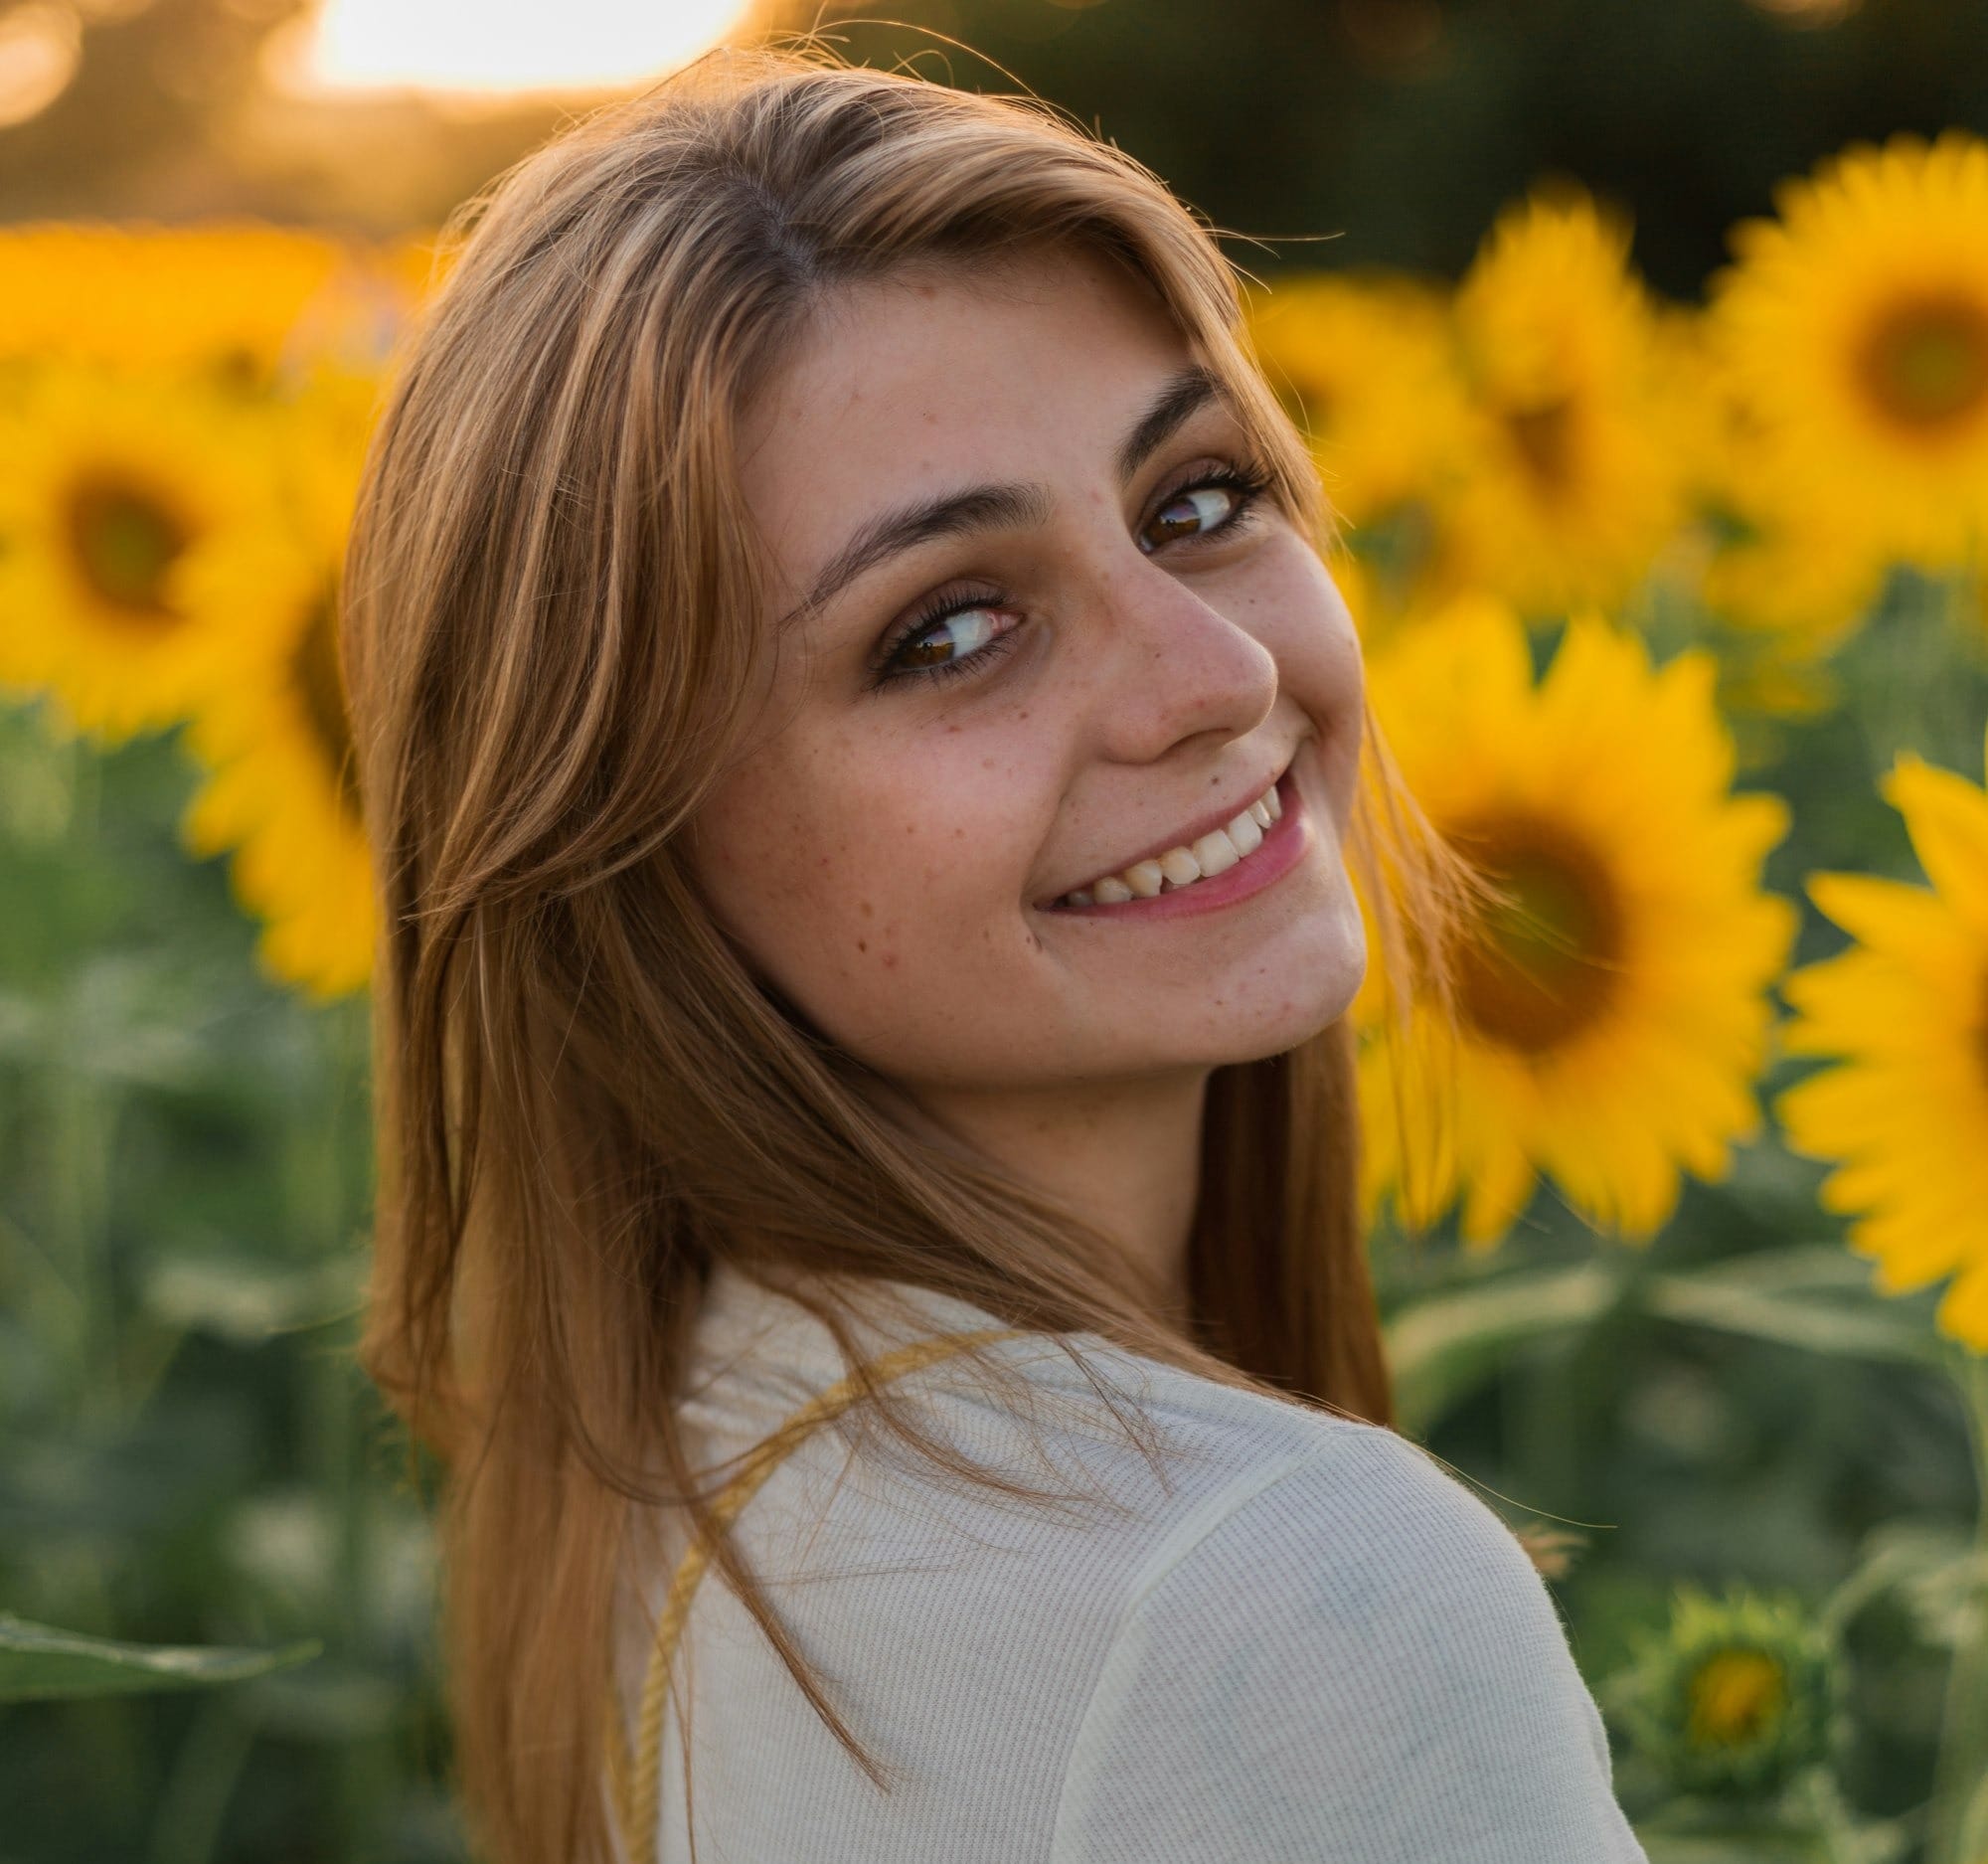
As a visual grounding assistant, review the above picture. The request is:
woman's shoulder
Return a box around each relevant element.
[674,1257,1390,1477]
[669,1259,1513,1581]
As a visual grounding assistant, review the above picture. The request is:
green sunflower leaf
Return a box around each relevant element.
[0,1611,320,1702]
[1386,1260,1626,1435]
[1639,1252,1946,1368]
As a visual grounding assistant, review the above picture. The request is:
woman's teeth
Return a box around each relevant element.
[1055,778,1283,909]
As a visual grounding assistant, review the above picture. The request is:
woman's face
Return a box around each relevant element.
[688,245,1368,1103]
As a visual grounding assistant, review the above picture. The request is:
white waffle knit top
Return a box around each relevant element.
[605,1260,1649,1863]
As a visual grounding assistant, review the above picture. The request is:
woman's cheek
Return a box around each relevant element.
[795,799,947,969]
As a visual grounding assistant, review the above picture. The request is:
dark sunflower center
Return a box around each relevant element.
[1447,813,1624,1052]
[1503,392,1578,493]
[296,582,362,820]
[67,473,191,621]
[1858,292,1988,432]
[210,344,265,395]
[1686,1647,1786,1750]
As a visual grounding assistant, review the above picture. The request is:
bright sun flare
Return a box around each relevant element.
[279,0,756,98]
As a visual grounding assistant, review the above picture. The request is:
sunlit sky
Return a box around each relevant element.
[274,0,758,99]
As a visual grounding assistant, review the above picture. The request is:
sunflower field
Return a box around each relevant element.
[4,128,1988,1863]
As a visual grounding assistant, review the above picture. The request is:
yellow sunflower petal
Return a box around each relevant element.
[1880,751,1988,933]
[0,223,351,388]
[1804,870,1979,971]
[1774,734,1988,1352]
[173,368,379,1000]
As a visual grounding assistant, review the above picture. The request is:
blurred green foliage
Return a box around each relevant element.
[0,703,461,1861]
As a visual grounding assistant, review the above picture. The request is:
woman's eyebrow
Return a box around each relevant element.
[776,363,1231,633]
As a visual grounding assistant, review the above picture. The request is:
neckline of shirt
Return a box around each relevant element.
[677,1259,1383,1453]
[685,1257,1058,1393]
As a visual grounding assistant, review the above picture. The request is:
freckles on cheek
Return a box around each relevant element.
[849,894,903,971]
[730,792,834,925]
[856,816,929,972]
[797,752,1023,979]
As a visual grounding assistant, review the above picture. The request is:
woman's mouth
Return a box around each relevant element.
[1037,764,1309,922]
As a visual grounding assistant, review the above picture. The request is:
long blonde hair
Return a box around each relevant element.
[341,36,1480,1864]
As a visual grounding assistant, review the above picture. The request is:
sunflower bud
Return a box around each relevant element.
[1601,1581,1846,1799]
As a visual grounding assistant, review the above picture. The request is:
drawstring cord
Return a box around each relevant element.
[603,1325,1034,1861]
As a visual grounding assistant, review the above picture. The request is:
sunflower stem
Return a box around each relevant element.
[1923,1344,1988,1864]
[1928,557,1988,771]
[1785,1764,1893,1864]
[291,991,390,1859]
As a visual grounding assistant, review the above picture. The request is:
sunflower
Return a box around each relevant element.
[1601,1584,1841,1799]
[1244,270,1476,620]
[0,223,350,392]
[1444,184,1690,618]
[1775,723,1988,1349]
[1712,130,1988,574]
[1354,593,1797,1247]
[0,360,291,743]
[175,367,382,1002]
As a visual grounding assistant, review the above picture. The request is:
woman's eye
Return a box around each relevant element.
[1140,481,1248,552]
[892,604,1010,675]
[871,596,1020,690]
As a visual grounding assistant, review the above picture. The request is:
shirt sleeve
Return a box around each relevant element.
[1048,1424,1649,1864]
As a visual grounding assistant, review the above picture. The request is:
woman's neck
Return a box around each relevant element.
[889,1066,1210,1324]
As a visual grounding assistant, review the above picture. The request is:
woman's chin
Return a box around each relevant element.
[1116,935,1368,1065]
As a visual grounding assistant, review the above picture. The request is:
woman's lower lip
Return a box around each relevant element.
[1039,768,1310,922]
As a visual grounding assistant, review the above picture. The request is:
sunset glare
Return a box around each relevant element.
[274,0,757,99]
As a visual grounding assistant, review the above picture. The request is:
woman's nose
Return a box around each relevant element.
[1072,551,1279,763]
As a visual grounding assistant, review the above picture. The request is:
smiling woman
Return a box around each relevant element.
[337,35,1650,1864]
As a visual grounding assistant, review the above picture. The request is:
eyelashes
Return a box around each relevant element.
[866,454,1278,693]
